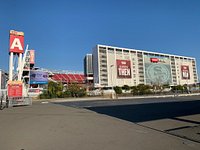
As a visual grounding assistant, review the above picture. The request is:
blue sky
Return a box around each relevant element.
[0,0,200,77]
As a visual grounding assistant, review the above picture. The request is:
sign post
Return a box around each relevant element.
[7,30,32,107]
[7,81,23,98]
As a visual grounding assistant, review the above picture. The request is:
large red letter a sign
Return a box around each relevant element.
[9,34,24,53]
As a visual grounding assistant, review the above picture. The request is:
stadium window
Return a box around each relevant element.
[99,46,106,49]
[123,50,129,53]
[108,48,114,51]
[99,49,106,53]
[116,49,122,52]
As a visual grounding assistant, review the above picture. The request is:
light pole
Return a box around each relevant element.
[110,64,115,99]
[110,65,114,89]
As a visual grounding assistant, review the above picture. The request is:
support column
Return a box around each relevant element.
[18,53,23,81]
[9,52,14,81]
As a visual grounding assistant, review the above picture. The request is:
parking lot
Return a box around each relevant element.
[0,96,200,150]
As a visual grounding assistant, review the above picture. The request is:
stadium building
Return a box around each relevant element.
[91,44,198,88]
[47,69,85,85]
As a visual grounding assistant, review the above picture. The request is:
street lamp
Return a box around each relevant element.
[110,65,114,89]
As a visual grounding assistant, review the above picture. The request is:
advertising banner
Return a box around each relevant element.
[29,50,35,64]
[150,58,159,63]
[116,60,131,78]
[144,55,172,85]
[181,65,190,80]
[9,30,24,53]
[30,71,48,84]
[7,81,23,97]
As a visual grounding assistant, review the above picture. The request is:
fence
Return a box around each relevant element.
[0,89,7,108]
[8,97,32,107]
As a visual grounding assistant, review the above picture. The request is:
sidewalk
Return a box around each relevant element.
[118,93,200,100]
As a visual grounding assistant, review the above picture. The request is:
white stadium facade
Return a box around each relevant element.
[89,44,198,88]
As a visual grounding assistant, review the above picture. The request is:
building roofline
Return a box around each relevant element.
[86,54,92,56]
[97,44,196,60]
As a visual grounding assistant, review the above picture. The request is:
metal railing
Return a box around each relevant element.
[0,89,8,109]
[8,97,32,107]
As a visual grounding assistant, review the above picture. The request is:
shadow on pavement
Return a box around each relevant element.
[87,100,200,123]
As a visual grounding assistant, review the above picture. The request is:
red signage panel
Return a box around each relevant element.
[150,58,158,63]
[7,81,23,98]
[29,50,35,64]
[181,65,190,80]
[9,31,24,53]
[116,60,131,78]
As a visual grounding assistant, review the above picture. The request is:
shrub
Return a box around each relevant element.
[63,90,71,97]
[131,86,139,95]
[131,84,152,95]
[114,86,122,94]
[56,91,64,98]
[122,85,130,91]
[77,88,86,97]
[39,81,86,99]
[67,83,86,97]
[39,90,51,99]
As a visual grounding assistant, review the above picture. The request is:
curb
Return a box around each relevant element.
[33,93,200,103]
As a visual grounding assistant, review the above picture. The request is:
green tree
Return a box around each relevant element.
[135,84,152,95]
[77,88,86,97]
[39,81,86,99]
[171,85,185,93]
[39,90,50,99]
[39,81,64,99]
[122,85,130,91]
[47,81,58,98]
[68,83,80,97]
[131,86,139,95]
[114,86,122,94]
[67,83,86,97]
[63,90,71,97]
[56,82,64,98]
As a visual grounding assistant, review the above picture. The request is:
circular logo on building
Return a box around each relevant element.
[146,64,170,84]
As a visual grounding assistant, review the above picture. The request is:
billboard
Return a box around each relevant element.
[30,71,48,84]
[7,81,23,97]
[116,60,131,78]
[9,30,24,53]
[144,55,172,85]
[181,65,190,80]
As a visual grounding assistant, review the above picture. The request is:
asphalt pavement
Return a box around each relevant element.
[0,96,200,150]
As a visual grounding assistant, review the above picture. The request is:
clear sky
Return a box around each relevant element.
[0,0,200,77]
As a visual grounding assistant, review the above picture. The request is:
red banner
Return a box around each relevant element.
[9,31,24,53]
[7,81,23,98]
[116,60,131,78]
[150,58,158,63]
[29,50,35,64]
[181,65,190,80]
